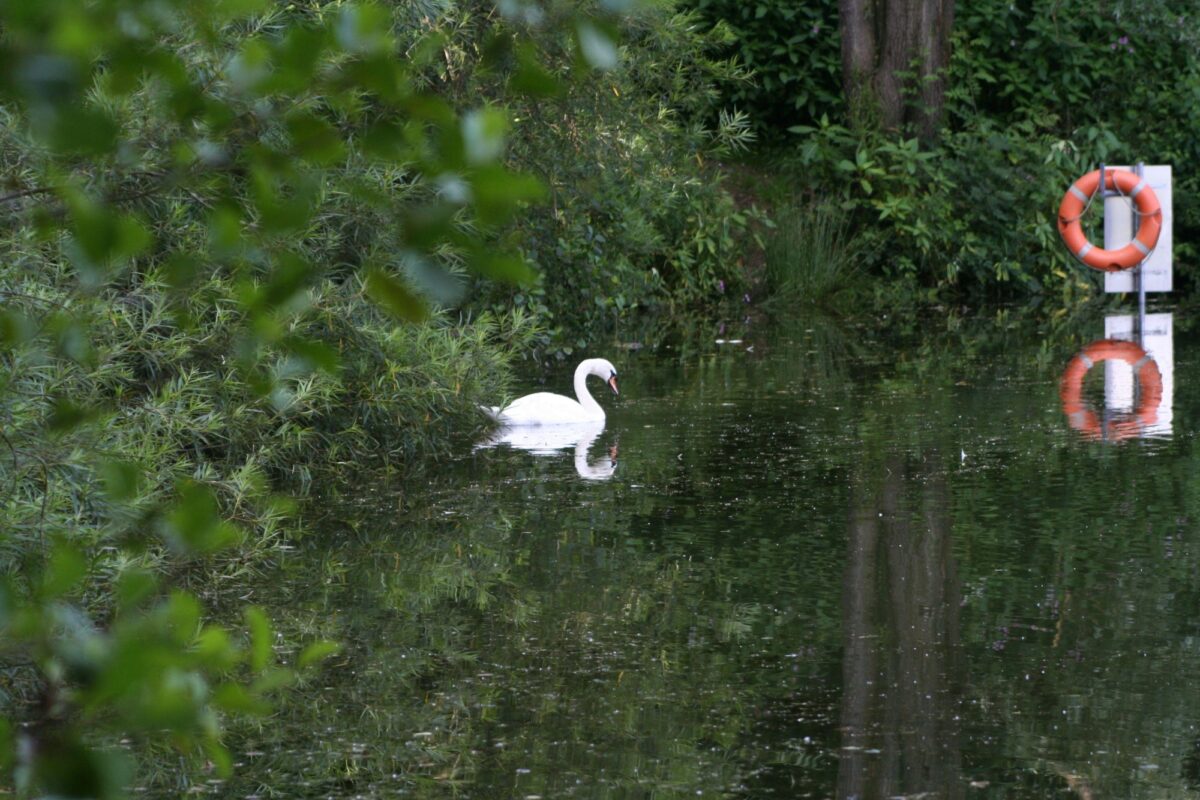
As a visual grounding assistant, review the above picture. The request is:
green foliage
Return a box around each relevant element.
[765,202,869,305]
[2,560,337,797]
[947,0,1200,272]
[776,115,1091,297]
[0,0,623,794]
[688,0,1200,300]
[465,2,768,355]
[683,0,842,135]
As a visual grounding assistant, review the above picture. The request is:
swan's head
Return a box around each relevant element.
[584,358,619,396]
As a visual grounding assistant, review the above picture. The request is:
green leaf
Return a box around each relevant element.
[282,335,340,373]
[98,459,142,502]
[247,253,316,312]
[469,250,536,285]
[27,736,131,800]
[364,268,429,322]
[460,108,508,166]
[250,172,317,235]
[286,112,346,165]
[205,740,234,779]
[297,640,340,669]
[164,253,205,296]
[163,591,202,641]
[228,38,271,94]
[213,0,270,21]
[0,310,35,348]
[46,397,98,432]
[161,483,241,554]
[195,626,240,670]
[212,683,271,715]
[472,166,545,225]
[49,317,93,364]
[510,42,563,97]
[360,119,410,162]
[208,204,243,254]
[400,94,456,126]
[0,718,10,772]
[245,606,272,672]
[334,3,392,55]
[115,569,157,612]
[249,667,295,694]
[65,196,150,288]
[576,20,618,70]
[42,544,87,600]
[401,203,458,248]
[267,26,328,93]
[48,106,119,156]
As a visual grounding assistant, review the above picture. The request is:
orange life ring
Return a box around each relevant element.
[1057,169,1162,271]
[1059,339,1162,440]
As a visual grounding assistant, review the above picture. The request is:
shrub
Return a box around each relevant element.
[773,113,1104,299]
[681,0,842,136]
[462,2,768,356]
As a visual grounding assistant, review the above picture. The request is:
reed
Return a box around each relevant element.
[765,202,869,305]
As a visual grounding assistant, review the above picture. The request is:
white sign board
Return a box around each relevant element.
[1103,312,1173,438]
[1104,165,1172,292]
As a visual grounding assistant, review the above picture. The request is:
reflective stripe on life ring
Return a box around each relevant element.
[1057,169,1163,272]
[1059,339,1163,441]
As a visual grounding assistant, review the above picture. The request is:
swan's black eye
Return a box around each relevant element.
[610,370,617,378]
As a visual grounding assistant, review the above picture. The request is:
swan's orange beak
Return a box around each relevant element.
[608,374,619,395]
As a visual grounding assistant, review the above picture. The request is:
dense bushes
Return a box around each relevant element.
[685,0,1200,299]
[1,261,530,552]
[0,0,601,792]
[948,0,1200,269]
[466,2,767,354]
[685,0,841,136]
[776,115,1096,299]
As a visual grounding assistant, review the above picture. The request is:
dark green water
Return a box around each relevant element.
[209,311,1200,799]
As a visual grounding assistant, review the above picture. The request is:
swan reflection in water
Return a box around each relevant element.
[476,420,618,481]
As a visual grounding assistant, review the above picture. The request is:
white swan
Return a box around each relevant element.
[485,358,619,426]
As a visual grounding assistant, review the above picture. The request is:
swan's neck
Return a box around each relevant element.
[574,362,603,416]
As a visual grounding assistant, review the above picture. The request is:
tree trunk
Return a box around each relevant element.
[838,0,955,139]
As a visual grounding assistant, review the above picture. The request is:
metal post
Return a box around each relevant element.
[1135,161,1146,346]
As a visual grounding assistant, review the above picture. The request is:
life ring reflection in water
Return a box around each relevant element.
[1059,339,1163,441]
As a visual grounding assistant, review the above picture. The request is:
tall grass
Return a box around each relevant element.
[765,203,870,305]
[0,254,536,579]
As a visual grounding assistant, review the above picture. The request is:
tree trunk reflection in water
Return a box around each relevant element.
[839,454,962,799]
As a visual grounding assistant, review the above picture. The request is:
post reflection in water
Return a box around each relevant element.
[840,453,962,800]
[1059,312,1173,442]
[476,420,619,481]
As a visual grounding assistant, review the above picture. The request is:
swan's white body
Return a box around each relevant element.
[485,358,619,426]
[476,420,618,481]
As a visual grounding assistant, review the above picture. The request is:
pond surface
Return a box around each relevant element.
[213,309,1200,799]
